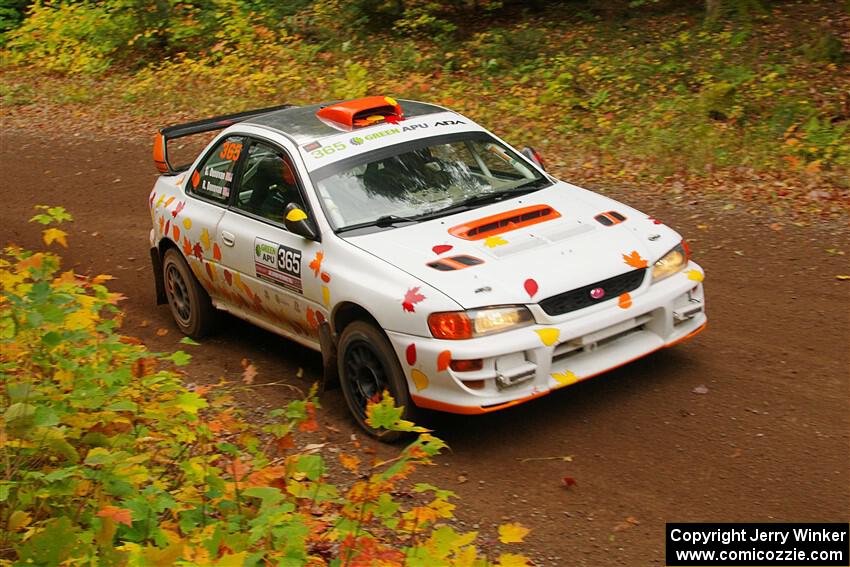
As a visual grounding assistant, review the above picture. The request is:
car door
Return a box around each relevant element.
[180,134,246,303]
[216,136,325,348]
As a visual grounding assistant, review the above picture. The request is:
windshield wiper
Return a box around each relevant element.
[336,214,418,234]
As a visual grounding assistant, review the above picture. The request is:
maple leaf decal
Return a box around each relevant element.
[402,287,425,312]
[622,250,648,269]
[309,251,323,277]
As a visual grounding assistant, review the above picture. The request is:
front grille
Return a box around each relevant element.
[539,269,646,316]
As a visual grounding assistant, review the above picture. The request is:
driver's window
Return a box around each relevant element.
[188,136,243,204]
[235,141,304,224]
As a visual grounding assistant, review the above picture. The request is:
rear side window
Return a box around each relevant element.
[188,136,243,204]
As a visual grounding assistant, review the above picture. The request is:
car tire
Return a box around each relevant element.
[337,321,418,442]
[162,248,217,338]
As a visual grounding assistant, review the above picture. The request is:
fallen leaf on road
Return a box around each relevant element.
[156,328,169,336]
[518,455,574,463]
[562,477,577,488]
[457,473,468,484]
[836,275,850,281]
[692,384,709,394]
[241,358,257,385]
[498,522,530,544]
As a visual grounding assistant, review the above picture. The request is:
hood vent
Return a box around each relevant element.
[427,255,484,271]
[449,204,561,240]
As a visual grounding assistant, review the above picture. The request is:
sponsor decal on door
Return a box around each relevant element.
[254,237,302,293]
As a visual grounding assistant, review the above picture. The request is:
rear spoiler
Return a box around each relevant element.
[153,103,296,174]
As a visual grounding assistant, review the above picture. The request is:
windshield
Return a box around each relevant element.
[309,132,550,232]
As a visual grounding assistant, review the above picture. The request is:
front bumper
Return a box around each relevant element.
[387,262,707,414]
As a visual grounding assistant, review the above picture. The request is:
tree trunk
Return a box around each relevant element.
[705,0,723,23]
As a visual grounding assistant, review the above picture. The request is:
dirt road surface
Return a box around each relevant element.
[2,130,848,566]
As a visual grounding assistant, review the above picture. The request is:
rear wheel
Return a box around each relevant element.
[162,248,217,338]
[337,321,416,442]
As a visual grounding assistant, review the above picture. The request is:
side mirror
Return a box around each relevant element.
[284,203,320,241]
[521,146,547,171]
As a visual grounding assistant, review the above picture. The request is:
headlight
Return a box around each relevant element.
[428,306,534,340]
[652,242,688,282]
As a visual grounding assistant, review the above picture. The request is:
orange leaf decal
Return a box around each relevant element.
[213,242,222,261]
[309,252,323,277]
[622,250,648,269]
[182,236,192,255]
[172,225,181,241]
[321,271,330,283]
[306,307,318,329]
[437,350,451,372]
[97,506,133,527]
[618,293,632,309]
[402,287,426,312]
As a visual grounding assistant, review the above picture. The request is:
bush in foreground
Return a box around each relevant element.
[0,208,530,565]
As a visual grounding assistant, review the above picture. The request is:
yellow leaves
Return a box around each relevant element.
[321,285,330,306]
[139,542,186,566]
[497,552,532,566]
[200,227,211,251]
[686,269,704,282]
[285,208,308,222]
[42,227,68,248]
[498,522,530,544]
[8,510,31,531]
[339,453,361,472]
[411,369,429,391]
[551,370,578,387]
[91,274,114,285]
[484,235,508,248]
[535,328,560,346]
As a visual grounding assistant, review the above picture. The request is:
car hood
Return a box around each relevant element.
[344,181,682,310]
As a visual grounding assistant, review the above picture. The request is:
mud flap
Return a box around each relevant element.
[318,322,339,391]
[150,247,167,305]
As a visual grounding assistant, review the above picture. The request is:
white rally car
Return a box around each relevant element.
[149,96,706,437]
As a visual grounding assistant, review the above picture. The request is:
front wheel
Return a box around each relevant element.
[337,321,417,441]
[162,248,217,338]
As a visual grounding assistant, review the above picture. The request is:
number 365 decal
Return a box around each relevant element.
[254,237,303,293]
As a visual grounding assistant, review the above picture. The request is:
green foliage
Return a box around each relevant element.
[5,1,136,73]
[0,0,30,39]
[0,208,531,565]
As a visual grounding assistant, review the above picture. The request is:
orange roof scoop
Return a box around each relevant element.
[316,96,403,130]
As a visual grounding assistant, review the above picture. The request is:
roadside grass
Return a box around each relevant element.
[1,1,847,219]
